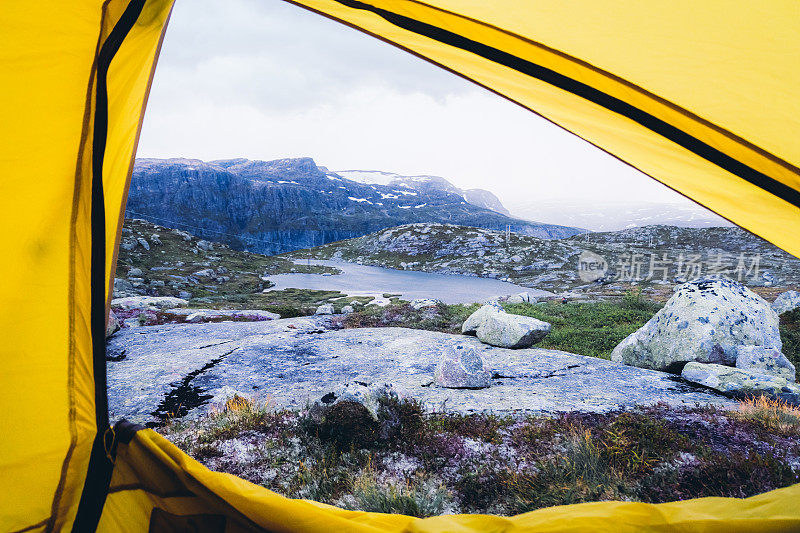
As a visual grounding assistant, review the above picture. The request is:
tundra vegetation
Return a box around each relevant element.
[161,395,800,516]
[116,218,800,513]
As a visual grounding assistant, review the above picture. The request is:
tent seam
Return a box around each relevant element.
[396,0,800,177]
[71,1,148,530]
[10,517,50,533]
[44,2,112,532]
[327,0,800,209]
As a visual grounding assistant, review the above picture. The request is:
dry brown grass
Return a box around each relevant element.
[733,396,800,435]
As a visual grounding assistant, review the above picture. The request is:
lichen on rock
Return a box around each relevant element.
[611,277,781,372]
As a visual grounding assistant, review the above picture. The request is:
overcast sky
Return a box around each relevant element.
[137,0,697,209]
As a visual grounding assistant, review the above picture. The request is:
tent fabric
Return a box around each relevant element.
[98,427,800,533]
[0,0,798,532]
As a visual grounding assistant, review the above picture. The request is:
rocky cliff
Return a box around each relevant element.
[127,158,583,255]
[336,169,512,215]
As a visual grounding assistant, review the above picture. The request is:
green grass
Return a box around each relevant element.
[340,297,661,360]
[503,298,662,359]
[351,473,450,517]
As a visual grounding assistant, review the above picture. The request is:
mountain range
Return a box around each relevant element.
[505,199,732,232]
[335,170,511,215]
[126,157,584,255]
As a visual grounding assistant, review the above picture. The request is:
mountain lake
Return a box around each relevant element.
[263,259,553,303]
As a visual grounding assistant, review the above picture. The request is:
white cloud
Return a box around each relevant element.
[137,0,705,210]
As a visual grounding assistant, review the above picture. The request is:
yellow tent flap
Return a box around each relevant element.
[0,0,798,532]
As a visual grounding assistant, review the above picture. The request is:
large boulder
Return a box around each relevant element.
[462,303,550,349]
[434,344,491,389]
[506,292,537,304]
[476,313,551,349]
[773,290,800,315]
[462,302,504,334]
[611,277,781,372]
[735,345,796,382]
[317,382,404,420]
[682,362,800,405]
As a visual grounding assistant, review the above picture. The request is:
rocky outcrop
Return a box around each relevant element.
[681,362,800,405]
[773,290,800,315]
[434,344,491,389]
[410,298,440,310]
[113,277,138,298]
[611,277,781,372]
[106,318,735,424]
[462,303,550,348]
[165,308,279,323]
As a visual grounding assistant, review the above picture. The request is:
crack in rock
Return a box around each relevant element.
[196,340,235,350]
[147,347,238,427]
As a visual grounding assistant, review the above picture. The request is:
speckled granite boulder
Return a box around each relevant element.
[682,362,800,405]
[735,345,796,382]
[612,277,781,372]
[772,290,800,315]
[507,292,537,304]
[435,344,491,389]
[461,302,504,334]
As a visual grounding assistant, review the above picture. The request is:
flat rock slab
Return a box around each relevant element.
[107,318,736,424]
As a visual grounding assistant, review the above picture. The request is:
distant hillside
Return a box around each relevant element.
[335,169,511,215]
[506,200,732,232]
[126,158,583,255]
[302,223,800,294]
[113,218,335,300]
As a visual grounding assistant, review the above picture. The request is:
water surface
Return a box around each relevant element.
[264,260,553,304]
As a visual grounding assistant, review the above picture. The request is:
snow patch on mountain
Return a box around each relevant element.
[335,169,510,215]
